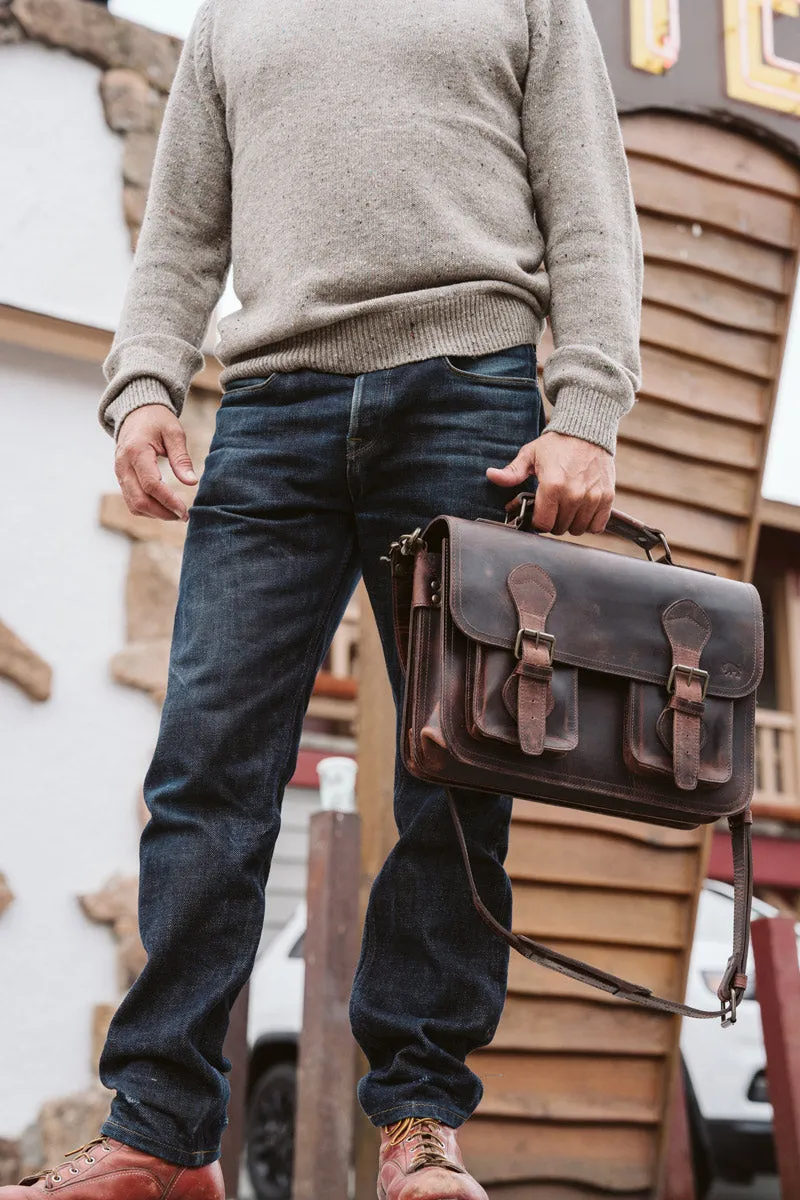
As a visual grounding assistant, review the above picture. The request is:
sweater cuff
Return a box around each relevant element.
[100,378,179,440]
[542,386,627,456]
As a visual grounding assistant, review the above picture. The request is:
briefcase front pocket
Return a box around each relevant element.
[624,680,734,786]
[468,643,579,754]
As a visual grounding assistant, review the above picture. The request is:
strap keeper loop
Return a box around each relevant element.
[516,661,554,685]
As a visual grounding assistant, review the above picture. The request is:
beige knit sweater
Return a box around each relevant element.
[100,0,643,454]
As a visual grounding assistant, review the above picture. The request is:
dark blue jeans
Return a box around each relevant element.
[99,345,542,1167]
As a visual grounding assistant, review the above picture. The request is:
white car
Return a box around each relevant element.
[681,882,800,1190]
[245,887,794,1200]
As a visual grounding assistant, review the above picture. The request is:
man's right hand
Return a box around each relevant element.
[115,405,198,522]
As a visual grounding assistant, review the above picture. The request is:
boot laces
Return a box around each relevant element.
[385,1118,462,1174]
[25,1136,113,1186]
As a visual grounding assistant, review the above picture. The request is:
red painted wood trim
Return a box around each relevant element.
[751,917,800,1195]
[290,748,357,790]
[662,1065,696,1200]
[313,671,358,700]
[709,831,800,890]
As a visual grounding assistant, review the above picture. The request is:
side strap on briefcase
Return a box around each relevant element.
[446,790,753,1026]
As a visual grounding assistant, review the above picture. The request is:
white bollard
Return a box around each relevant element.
[316,755,358,813]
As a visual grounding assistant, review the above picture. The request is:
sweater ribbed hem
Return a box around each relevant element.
[102,379,179,440]
[543,386,627,456]
[219,292,543,385]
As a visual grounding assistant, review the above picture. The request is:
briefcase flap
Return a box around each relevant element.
[435,516,763,700]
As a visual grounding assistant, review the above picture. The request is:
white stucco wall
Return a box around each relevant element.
[0,344,161,1138]
[0,43,133,331]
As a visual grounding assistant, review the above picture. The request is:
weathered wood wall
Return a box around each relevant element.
[461,112,800,1198]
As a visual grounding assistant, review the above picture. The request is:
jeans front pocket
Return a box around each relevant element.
[443,344,536,385]
[220,374,278,403]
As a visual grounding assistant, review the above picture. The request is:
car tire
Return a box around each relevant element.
[246,1060,297,1200]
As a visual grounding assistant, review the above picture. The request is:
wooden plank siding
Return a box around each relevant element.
[464,112,800,1197]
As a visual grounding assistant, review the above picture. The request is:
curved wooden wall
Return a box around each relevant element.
[462,113,800,1197]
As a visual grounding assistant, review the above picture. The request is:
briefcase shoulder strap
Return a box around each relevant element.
[446,790,752,1027]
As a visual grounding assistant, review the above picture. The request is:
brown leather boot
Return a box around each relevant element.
[378,1118,487,1200]
[0,1136,224,1198]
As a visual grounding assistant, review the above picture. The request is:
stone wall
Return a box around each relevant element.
[0,621,52,702]
[0,1,185,1175]
[1,0,179,250]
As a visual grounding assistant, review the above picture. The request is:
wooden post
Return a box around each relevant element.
[292,809,362,1200]
[751,915,800,1194]
[354,586,399,1200]
[774,572,800,801]
[661,1062,696,1200]
[220,982,250,1199]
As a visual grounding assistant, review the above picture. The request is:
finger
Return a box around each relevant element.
[532,481,559,533]
[551,490,582,537]
[163,424,198,486]
[132,448,189,521]
[118,467,180,522]
[589,496,614,535]
[486,447,534,489]
[569,493,603,538]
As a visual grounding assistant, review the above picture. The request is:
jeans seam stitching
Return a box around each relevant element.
[367,1101,470,1121]
[102,1120,218,1158]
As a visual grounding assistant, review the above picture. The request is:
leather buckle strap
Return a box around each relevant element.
[662,599,712,791]
[507,564,556,757]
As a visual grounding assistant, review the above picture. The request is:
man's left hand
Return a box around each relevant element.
[486,431,615,537]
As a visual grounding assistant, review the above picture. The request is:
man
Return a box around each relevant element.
[2,1,641,1197]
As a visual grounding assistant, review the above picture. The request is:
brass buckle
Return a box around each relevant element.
[667,664,710,701]
[382,527,426,565]
[505,496,530,530]
[720,990,738,1028]
[514,628,556,663]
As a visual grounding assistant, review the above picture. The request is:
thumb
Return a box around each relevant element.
[163,424,198,486]
[486,444,535,488]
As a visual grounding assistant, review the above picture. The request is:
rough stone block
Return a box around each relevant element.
[126,541,181,643]
[0,873,13,919]
[182,392,220,472]
[91,1004,117,1076]
[122,183,147,229]
[100,67,163,133]
[122,131,157,190]
[11,0,181,91]
[0,620,52,701]
[80,876,145,990]
[0,1139,21,1186]
[34,1088,112,1171]
[0,7,23,43]
[111,639,170,705]
[99,492,187,548]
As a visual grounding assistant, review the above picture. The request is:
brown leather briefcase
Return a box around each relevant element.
[389,498,762,1025]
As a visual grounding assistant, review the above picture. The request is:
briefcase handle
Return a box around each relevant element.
[507,492,674,564]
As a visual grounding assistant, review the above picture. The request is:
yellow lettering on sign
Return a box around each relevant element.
[724,0,800,116]
[631,0,682,74]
